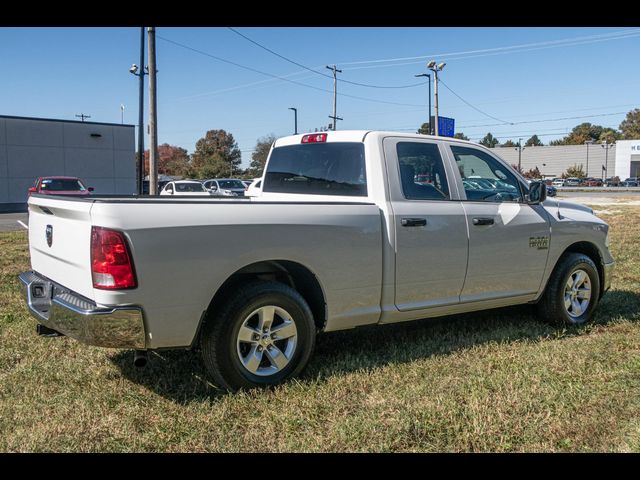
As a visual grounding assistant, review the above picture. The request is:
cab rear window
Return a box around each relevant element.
[263,142,367,196]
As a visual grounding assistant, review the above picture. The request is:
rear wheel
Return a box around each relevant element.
[537,253,600,326]
[200,281,316,391]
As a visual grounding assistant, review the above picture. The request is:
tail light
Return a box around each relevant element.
[301,133,327,143]
[91,226,137,289]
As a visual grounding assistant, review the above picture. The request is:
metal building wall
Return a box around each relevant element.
[0,116,135,212]
[490,144,617,178]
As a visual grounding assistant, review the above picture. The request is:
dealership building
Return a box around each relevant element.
[493,139,640,180]
[0,115,136,212]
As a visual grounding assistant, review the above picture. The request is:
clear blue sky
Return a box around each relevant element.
[1,27,638,167]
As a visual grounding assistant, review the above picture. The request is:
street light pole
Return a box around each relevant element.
[288,107,298,135]
[414,73,431,134]
[129,27,146,195]
[601,140,614,184]
[427,61,446,136]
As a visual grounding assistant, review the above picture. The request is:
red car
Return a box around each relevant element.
[28,176,94,197]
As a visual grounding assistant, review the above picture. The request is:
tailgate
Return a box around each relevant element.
[27,195,95,300]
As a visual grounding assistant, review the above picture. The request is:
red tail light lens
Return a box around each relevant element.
[91,226,137,289]
[301,133,327,143]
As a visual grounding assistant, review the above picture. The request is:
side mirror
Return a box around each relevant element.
[528,181,547,205]
[211,186,217,191]
[88,187,95,192]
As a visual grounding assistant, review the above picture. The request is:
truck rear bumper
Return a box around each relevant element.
[19,271,146,349]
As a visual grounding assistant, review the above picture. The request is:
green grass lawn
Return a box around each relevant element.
[1,207,639,452]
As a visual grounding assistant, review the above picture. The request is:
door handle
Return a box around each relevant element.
[401,217,427,227]
[472,217,494,226]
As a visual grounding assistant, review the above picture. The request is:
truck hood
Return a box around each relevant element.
[543,198,594,215]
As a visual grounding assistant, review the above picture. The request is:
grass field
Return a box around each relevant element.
[1,207,639,452]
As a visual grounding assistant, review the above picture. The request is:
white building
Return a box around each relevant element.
[614,139,640,179]
[0,115,136,212]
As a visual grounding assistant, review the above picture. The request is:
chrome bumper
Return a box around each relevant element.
[603,261,615,293]
[19,271,146,349]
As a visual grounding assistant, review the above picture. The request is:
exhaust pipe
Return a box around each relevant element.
[133,350,148,368]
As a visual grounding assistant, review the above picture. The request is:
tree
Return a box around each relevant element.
[524,166,542,179]
[598,128,621,144]
[143,143,190,177]
[190,129,242,179]
[502,140,517,147]
[453,132,469,140]
[510,163,524,174]
[525,135,543,147]
[417,122,431,135]
[562,164,586,179]
[249,134,276,177]
[552,123,612,145]
[620,108,640,139]
[479,133,499,148]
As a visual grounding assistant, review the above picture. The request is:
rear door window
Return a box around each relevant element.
[263,142,367,196]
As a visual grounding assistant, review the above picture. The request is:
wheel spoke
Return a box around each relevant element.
[566,278,574,291]
[576,288,591,300]
[564,295,572,311]
[238,325,259,343]
[573,271,586,289]
[571,298,583,316]
[242,345,263,374]
[258,306,276,331]
[271,321,297,340]
[264,345,288,371]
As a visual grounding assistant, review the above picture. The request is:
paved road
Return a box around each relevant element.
[0,212,29,232]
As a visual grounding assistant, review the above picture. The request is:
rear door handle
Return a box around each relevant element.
[472,217,494,226]
[401,217,427,227]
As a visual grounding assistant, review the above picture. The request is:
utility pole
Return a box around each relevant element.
[137,27,145,195]
[427,61,446,136]
[288,107,298,135]
[516,138,525,173]
[75,113,91,122]
[120,104,125,124]
[584,140,594,177]
[326,65,343,131]
[148,27,159,195]
[414,73,431,134]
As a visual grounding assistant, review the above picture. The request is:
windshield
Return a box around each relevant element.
[218,180,245,189]
[264,142,367,196]
[40,179,85,191]
[175,183,205,192]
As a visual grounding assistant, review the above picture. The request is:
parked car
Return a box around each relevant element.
[28,176,93,197]
[245,178,262,197]
[564,177,582,187]
[545,184,557,197]
[241,180,253,189]
[583,177,603,187]
[622,177,640,187]
[552,178,565,187]
[160,180,213,196]
[203,178,247,197]
[20,131,614,391]
[605,177,620,187]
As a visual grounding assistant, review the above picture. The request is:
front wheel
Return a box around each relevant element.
[200,281,316,391]
[537,253,600,326]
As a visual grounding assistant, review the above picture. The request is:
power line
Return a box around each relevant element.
[157,34,425,108]
[338,29,640,68]
[459,111,628,129]
[227,27,427,90]
[437,78,512,125]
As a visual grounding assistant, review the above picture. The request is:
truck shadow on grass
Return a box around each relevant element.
[110,289,640,403]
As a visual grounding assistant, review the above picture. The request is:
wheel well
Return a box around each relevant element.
[560,241,605,298]
[201,260,327,339]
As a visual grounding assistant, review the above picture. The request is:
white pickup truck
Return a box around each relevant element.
[20,131,614,390]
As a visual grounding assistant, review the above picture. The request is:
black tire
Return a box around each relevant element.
[200,281,316,391]
[537,253,600,326]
